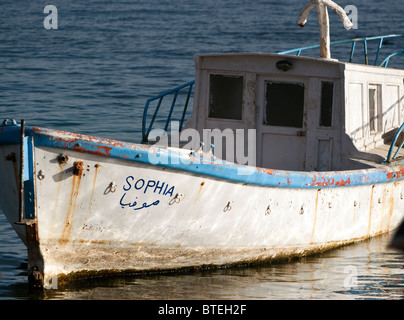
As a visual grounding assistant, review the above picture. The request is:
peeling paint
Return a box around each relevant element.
[3,125,403,190]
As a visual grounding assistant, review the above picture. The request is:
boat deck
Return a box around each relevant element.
[348,142,404,169]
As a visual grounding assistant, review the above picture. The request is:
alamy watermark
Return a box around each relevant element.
[147,121,257,175]
[344,265,358,288]
[44,274,58,289]
[42,4,358,30]
[344,5,358,29]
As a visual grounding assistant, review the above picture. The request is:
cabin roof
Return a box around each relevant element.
[194,52,345,80]
[194,51,404,79]
[194,52,344,68]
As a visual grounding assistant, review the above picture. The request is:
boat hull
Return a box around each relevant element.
[1,125,404,288]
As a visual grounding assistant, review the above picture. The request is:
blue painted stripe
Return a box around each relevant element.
[1,125,403,189]
[23,136,36,220]
[0,124,21,144]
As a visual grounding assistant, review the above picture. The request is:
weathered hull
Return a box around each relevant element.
[1,124,404,288]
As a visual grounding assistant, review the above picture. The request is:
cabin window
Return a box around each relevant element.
[208,74,243,120]
[368,84,381,132]
[265,81,304,128]
[319,81,334,127]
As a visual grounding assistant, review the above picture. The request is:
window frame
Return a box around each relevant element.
[318,81,335,128]
[263,80,305,129]
[207,73,244,122]
[368,83,382,133]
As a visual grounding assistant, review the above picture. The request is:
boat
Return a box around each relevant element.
[390,220,404,251]
[1,0,404,289]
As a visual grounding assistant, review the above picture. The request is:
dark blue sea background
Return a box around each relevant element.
[0,0,403,299]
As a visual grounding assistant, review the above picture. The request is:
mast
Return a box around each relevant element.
[297,0,353,59]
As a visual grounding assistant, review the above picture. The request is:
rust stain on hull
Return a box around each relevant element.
[84,164,101,224]
[386,193,394,233]
[197,181,205,196]
[307,176,353,187]
[367,185,375,237]
[387,166,404,179]
[89,164,100,207]
[310,189,320,243]
[59,162,83,245]
[192,181,205,206]
[74,145,112,157]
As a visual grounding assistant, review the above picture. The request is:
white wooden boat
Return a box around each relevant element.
[1,1,404,289]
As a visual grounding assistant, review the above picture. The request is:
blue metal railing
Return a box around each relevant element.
[141,35,403,144]
[141,80,194,143]
[379,50,404,68]
[279,34,404,67]
[386,122,404,163]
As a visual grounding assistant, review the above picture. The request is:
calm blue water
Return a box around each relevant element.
[0,0,404,300]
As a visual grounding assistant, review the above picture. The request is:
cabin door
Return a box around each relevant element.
[257,76,307,171]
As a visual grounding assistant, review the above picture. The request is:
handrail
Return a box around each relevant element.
[386,122,404,163]
[279,34,404,66]
[141,35,402,144]
[379,50,404,68]
[141,80,194,143]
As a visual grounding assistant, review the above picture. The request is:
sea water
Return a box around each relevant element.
[0,0,403,299]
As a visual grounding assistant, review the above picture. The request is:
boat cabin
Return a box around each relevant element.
[183,53,404,171]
